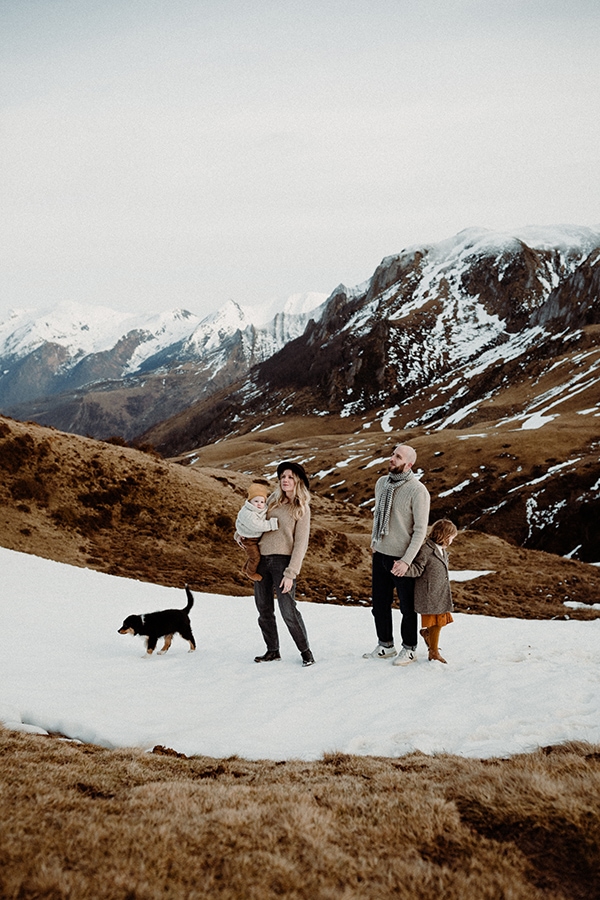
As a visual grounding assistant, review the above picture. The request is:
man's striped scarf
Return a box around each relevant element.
[372,470,414,543]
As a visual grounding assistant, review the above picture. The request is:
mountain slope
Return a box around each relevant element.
[1,414,599,616]
[139,226,600,562]
[0,295,327,438]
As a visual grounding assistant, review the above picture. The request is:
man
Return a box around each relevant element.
[364,443,430,665]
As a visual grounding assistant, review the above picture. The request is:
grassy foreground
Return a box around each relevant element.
[1,729,599,899]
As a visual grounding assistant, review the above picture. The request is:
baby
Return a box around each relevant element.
[235,483,278,581]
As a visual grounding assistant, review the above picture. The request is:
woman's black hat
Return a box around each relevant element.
[276,461,310,489]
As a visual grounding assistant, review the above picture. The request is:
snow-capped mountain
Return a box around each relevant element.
[0,293,328,415]
[3,224,599,449]
[135,223,600,442]
[178,296,327,369]
[0,303,199,362]
[133,225,600,564]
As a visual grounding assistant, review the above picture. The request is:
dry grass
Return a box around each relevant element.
[1,728,599,899]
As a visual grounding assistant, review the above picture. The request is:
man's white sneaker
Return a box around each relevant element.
[362,644,397,659]
[392,648,417,666]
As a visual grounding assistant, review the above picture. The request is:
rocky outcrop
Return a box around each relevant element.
[530,248,600,330]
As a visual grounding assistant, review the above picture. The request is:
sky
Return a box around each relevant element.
[1,0,599,325]
[1,547,599,759]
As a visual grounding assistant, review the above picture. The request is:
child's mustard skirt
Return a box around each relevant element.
[421,613,454,627]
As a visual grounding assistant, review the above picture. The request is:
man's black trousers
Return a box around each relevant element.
[371,551,418,650]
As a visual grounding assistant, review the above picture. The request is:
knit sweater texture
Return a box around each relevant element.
[259,499,310,580]
[371,475,430,563]
[235,500,279,539]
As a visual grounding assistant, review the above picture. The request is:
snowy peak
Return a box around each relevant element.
[400,224,600,268]
[183,300,250,355]
[0,301,201,362]
[0,291,328,410]
[0,301,133,359]
[280,291,330,317]
[241,291,329,327]
[359,224,600,337]
[171,222,600,452]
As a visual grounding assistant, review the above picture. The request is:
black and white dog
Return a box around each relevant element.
[118,585,196,656]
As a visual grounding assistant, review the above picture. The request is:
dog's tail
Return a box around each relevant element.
[184,584,194,613]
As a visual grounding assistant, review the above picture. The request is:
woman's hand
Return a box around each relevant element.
[280,576,294,594]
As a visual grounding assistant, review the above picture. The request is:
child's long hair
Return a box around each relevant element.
[429,518,458,546]
[270,472,310,520]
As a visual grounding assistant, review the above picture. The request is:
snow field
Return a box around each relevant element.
[1,547,599,761]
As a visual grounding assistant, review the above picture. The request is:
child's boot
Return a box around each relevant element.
[428,625,447,664]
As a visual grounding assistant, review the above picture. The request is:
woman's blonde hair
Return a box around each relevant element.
[270,471,310,520]
[429,518,458,546]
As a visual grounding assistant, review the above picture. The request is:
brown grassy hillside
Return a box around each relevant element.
[2,416,600,899]
[1,728,599,900]
[142,329,600,564]
[1,415,599,617]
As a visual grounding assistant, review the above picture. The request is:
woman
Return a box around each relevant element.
[253,461,315,667]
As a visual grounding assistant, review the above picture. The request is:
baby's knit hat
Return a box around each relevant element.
[248,482,268,501]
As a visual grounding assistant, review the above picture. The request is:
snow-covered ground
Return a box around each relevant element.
[1,547,599,760]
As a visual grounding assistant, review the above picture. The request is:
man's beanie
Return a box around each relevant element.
[248,482,269,500]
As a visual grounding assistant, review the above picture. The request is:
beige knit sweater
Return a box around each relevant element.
[259,499,311,580]
[370,475,430,564]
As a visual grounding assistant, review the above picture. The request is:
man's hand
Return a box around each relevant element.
[280,576,294,594]
[391,559,408,577]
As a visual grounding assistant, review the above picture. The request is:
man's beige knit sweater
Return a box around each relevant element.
[259,500,311,580]
[371,475,430,564]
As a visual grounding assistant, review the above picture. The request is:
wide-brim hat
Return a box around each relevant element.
[276,461,310,490]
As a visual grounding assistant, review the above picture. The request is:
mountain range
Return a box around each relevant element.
[0,292,328,439]
[1,224,599,563]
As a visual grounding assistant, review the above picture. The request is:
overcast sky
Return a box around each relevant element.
[1,0,598,324]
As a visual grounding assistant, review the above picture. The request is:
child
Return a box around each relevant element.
[235,483,279,581]
[404,518,458,663]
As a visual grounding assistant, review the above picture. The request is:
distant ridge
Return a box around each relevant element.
[0,293,327,438]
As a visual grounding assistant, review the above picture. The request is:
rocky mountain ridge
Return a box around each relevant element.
[142,225,600,444]
[0,293,327,438]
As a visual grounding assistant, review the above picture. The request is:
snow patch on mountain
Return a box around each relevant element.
[0,302,200,364]
[182,300,250,356]
[400,225,600,273]
[179,295,328,379]
[243,291,329,327]
[0,291,328,386]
